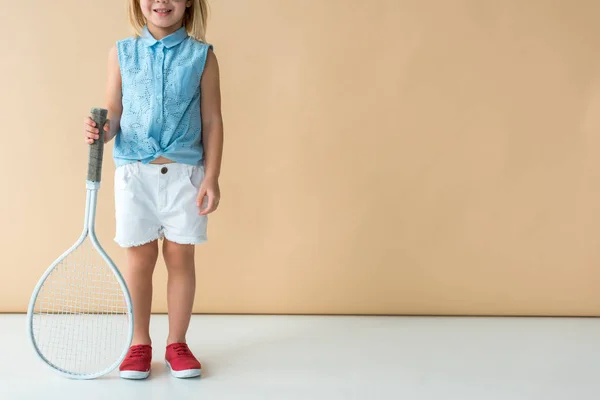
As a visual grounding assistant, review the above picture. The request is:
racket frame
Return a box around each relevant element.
[26,109,133,380]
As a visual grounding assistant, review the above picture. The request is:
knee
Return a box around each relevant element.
[126,241,159,272]
[163,241,195,271]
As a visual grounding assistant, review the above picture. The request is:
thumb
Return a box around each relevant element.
[196,187,207,207]
[103,119,111,142]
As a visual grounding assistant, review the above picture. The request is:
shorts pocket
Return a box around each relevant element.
[183,165,204,190]
[114,165,135,190]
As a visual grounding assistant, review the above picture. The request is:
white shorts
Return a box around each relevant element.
[114,162,208,247]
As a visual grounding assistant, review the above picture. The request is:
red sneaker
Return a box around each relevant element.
[165,343,202,378]
[119,344,152,380]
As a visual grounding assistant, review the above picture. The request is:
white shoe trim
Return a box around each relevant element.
[119,370,150,380]
[165,360,202,378]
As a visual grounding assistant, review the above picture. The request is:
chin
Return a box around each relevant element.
[150,18,180,29]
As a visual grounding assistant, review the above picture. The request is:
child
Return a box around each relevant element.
[84,0,223,380]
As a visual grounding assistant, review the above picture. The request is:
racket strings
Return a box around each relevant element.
[32,238,130,376]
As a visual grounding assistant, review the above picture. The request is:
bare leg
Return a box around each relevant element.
[162,239,196,345]
[125,240,158,345]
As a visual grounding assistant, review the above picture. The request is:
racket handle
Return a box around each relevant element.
[87,108,108,183]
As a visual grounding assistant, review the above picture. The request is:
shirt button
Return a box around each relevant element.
[161,167,168,174]
[156,74,160,78]
[156,118,161,123]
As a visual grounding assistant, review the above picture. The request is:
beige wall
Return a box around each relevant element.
[2,0,600,315]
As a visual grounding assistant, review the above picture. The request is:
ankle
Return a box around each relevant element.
[132,337,152,346]
[166,337,186,346]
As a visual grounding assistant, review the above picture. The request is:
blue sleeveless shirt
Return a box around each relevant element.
[114,26,213,167]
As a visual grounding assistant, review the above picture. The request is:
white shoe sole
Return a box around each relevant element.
[119,370,150,380]
[165,360,202,378]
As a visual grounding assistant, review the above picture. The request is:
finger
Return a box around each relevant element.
[85,131,100,140]
[85,124,99,131]
[200,195,215,215]
[85,117,96,127]
[196,189,207,207]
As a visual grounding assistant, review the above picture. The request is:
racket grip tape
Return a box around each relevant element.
[87,108,108,183]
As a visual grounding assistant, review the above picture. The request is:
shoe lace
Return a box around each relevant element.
[172,344,193,357]
[129,346,149,359]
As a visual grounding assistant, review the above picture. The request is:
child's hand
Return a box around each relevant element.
[197,177,221,215]
[84,116,111,144]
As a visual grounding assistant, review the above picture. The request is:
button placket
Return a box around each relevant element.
[158,166,168,210]
[154,45,165,126]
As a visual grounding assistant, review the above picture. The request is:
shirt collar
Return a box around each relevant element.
[141,25,188,48]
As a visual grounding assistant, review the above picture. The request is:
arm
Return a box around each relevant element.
[197,48,224,215]
[83,45,122,144]
[200,48,224,181]
[104,44,122,142]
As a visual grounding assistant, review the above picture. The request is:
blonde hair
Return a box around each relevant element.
[128,0,209,42]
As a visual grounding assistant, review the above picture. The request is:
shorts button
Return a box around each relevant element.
[161,167,168,174]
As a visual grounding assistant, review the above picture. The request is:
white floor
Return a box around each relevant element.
[1,314,599,400]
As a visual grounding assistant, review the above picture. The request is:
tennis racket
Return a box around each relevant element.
[26,108,133,380]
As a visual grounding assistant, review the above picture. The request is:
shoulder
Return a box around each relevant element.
[104,44,121,78]
[117,35,137,45]
[116,35,137,47]
[112,36,140,71]
[108,44,118,62]
[115,36,141,55]
[200,45,219,84]
[204,46,218,70]
[185,37,214,54]
[182,38,216,72]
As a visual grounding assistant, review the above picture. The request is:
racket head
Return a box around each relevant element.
[27,233,133,380]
